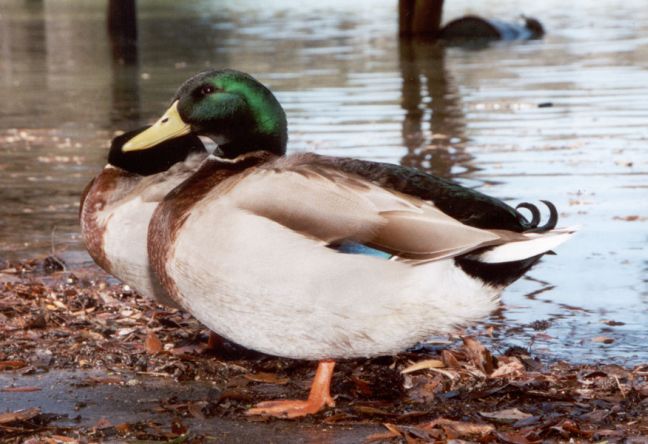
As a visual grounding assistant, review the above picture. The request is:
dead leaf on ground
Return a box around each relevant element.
[422,418,495,437]
[0,360,26,371]
[243,372,289,385]
[74,376,123,387]
[187,401,208,420]
[352,405,396,417]
[490,358,525,378]
[1,386,41,392]
[171,418,188,435]
[401,359,445,374]
[48,435,78,443]
[170,344,204,356]
[114,423,130,433]
[351,375,373,396]
[94,416,113,429]
[496,430,534,444]
[145,331,163,354]
[462,336,497,376]
[0,407,41,425]
[479,408,532,424]
[441,350,462,370]
[365,423,402,442]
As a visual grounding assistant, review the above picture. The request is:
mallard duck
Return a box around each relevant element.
[439,15,544,41]
[123,69,576,418]
[80,126,207,308]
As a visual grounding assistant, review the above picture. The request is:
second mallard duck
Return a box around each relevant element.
[80,127,206,308]
[123,69,576,418]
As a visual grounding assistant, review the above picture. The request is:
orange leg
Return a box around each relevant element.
[246,360,336,418]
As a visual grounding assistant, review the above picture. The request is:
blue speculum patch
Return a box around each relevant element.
[333,241,393,260]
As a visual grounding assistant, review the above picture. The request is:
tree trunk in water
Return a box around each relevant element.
[107,0,137,41]
[399,0,444,37]
[398,0,416,36]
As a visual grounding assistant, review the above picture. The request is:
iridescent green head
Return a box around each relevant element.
[123,69,288,158]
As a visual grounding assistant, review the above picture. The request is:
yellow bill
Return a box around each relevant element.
[122,101,191,152]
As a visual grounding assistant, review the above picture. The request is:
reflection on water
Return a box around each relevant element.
[399,38,472,177]
[110,35,140,125]
[0,0,647,363]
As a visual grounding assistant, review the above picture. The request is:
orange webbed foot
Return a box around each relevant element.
[245,360,336,419]
[246,397,335,418]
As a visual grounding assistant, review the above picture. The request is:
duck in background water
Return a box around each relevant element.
[439,15,545,41]
[120,69,576,418]
[398,0,544,42]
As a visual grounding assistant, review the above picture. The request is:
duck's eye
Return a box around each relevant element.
[200,85,216,96]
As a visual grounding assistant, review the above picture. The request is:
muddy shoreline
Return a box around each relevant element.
[1,257,646,442]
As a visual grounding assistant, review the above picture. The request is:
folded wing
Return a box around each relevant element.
[221,157,525,262]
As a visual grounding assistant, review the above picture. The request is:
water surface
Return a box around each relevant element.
[0,0,646,363]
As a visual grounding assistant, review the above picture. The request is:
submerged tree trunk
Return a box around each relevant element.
[398,0,415,36]
[399,0,444,37]
[107,0,137,41]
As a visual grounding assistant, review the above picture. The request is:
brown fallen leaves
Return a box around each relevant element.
[0,360,26,371]
[0,408,41,426]
[1,386,41,393]
[243,372,290,385]
[391,337,648,442]
[367,418,495,442]
[0,407,60,442]
[462,336,498,375]
[145,330,163,354]
[0,256,647,442]
[479,407,532,424]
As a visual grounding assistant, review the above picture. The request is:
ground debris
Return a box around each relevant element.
[0,407,41,425]
[479,407,532,424]
[0,259,647,441]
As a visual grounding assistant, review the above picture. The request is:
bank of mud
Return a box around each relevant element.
[1,257,646,442]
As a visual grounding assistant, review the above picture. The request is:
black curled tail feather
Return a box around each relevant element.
[515,202,540,227]
[515,200,558,232]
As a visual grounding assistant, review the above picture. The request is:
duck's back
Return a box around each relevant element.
[312,154,531,231]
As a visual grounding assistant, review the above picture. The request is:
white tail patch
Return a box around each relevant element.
[474,226,580,264]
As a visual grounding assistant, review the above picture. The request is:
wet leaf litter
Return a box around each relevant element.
[0,257,646,442]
